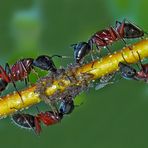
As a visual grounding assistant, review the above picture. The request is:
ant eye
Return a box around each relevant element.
[128,71,132,75]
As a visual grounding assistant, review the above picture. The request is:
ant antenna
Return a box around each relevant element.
[51,55,71,59]
[136,51,144,71]
[121,52,129,64]
[121,52,141,71]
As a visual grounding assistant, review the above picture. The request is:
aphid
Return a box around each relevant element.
[59,96,74,114]
[88,19,145,52]
[12,111,63,134]
[118,52,148,82]
[95,73,115,90]
[71,42,92,64]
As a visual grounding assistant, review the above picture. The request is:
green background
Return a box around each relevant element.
[0,0,148,148]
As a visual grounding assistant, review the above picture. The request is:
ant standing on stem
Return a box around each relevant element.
[71,19,146,64]
[11,111,63,134]
[11,95,75,134]
[118,51,148,82]
[0,55,67,102]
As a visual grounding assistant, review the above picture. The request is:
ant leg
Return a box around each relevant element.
[24,78,28,86]
[96,45,102,57]
[31,68,39,79]
[106,46,112,54]
[90,51,94,61]
[51,55,71,59]
[121,52,141,75]
[121,52,135,65]
[91,54,96,68]
[19,61,31,86]
[88,39,93,51]
[136,51,145,71]
[111,26,130,49]
[42,95,59,115]
[5,63,24,104]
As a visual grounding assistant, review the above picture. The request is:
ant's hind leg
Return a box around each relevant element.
[42,95,59,115]
[96,45,102,58]
[5,63,24,104]
[106,46,112,54]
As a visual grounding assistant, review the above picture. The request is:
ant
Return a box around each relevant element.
[11,111,63,134]
[71,19,146,64]
[88,19,145,52]
[118,51,148,82]
[11,96,75,134]
[0,55,67,102]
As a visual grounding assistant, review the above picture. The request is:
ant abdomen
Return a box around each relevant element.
[12,113,35,129]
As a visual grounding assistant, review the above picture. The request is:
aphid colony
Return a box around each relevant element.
[0,19,147,134]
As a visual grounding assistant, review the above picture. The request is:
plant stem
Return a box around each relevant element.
[0,39,148,118]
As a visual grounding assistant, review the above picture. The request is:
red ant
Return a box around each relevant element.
[11,95,75,134]
[11,111,63,134]
[88,19,145,52]
[71,19,146,64]
[0,55,67,102]
[118,51,148,82]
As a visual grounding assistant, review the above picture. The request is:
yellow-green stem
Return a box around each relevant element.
[0,39,148,118]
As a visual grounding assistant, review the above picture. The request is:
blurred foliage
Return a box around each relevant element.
[0,0,148,148]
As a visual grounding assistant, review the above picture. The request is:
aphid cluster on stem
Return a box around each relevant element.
[1,18,147,134]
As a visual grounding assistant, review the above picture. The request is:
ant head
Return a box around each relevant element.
[59,98,74,115]
[71,42,91,63]
[123,22,144,38]
[118,62,137,79]
[71,42,90,51]
[33,55,55,71]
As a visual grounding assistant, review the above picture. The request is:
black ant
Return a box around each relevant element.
[118,51,148,82]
